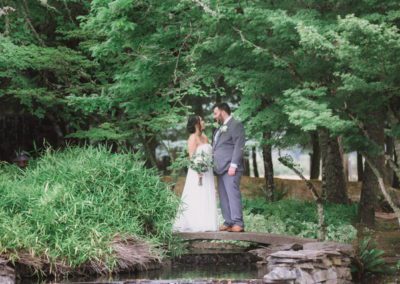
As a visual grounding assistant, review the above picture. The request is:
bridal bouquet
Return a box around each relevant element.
[189,152,213,186]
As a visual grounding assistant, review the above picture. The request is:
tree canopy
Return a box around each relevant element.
[1,0,400,225]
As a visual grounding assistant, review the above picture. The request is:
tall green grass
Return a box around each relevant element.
[0,146,180,274]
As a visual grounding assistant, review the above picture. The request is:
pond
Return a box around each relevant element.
[18,263,265,284]
[17,243,266,284]
[61,264,263,283]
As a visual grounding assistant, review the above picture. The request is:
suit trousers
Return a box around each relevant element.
[217,171,244,228]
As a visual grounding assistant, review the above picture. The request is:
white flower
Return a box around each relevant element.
[220,125,228,133]
[194,156,202,164]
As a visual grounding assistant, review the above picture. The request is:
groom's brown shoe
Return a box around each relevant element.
[228,225,244,232]
[219,225,231,231]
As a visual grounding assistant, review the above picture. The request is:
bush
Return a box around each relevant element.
[243,198,358,243]
[0,146,180,274]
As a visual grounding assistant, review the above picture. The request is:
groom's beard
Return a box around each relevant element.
[214,118,223,125]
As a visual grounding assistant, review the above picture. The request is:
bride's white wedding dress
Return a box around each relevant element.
[173,143,218,232]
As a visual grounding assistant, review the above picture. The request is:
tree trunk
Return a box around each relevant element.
[243,148,250,176]
[309,131,320,180]
[363,154,400,227]
[385,135,395,186]
[192,96,204,118]
[360,162,377,227]
[338,136,349,182]
[357,152,364,182]
[47,113,64,147]
[388,108,400,188]
[359,111,385,227]
[319,129,348,204]
[262,132,274,202]
[393,150,400,188]
[252,146,259,178]
[395,137,400,168]
[142,134,158,168]
[343,153,349,182]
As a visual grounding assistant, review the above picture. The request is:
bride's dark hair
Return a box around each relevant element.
[187,115,201,134]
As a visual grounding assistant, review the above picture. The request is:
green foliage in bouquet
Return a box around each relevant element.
[189,151,213,186]
[189,152,213,174]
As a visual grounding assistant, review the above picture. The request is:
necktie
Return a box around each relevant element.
[214,128,222,145]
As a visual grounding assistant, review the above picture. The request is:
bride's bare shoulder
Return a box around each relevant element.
[187,134,198,145]
[202,134,209,143]
[188,133,197,141]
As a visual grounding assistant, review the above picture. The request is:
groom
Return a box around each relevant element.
[212,103,246,233]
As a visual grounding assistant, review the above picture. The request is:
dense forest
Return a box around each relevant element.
[1,1,400,280]
[1,0,400,229]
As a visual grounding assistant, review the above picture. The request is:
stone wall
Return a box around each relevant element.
[0,258,15,284]
[251,242,354,284]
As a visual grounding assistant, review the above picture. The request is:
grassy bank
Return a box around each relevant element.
[0,146,180,275]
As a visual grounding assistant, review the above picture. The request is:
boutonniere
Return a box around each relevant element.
[220,125,228,133]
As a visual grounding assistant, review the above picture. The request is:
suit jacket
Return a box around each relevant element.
[213,118,246,175]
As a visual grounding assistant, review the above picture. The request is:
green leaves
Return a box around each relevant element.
[78,0,196,152]
[66,122,131,141]
[281,86,352,133]
[2,0,400,167]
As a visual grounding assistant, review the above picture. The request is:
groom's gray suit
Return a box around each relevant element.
[213,117,246,228]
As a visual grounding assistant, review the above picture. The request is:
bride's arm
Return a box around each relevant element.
[187,134,197,158]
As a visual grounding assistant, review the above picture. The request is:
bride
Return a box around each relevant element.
[173,115,218,232]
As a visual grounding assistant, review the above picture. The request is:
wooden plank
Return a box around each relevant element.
[175,232,316,246]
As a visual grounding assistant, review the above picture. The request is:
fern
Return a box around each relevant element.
[353,237,393,279]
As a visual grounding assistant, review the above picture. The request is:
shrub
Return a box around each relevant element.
[0,146,180,274]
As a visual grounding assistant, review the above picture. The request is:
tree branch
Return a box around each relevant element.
[191,0,217,17]
[363,153,400,227]
[173,23,193,84]
[0,5,15,36]
[21,0,45,46]
[388,107,400,167]
[233,27,303,82]
[278,154,326,240]
[62,0,74,23]
[344,104,400,182]
[343,104,400,226]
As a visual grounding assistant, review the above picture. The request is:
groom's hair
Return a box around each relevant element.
[212,102,231,115]
[187,115,200,134]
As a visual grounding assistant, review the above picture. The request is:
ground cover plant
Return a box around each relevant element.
[243,198,358,243]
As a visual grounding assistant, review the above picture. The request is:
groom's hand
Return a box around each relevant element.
[228,166,236,176]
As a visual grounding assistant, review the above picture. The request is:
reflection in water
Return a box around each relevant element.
[19,263,265,283]
[136,263,263,280]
